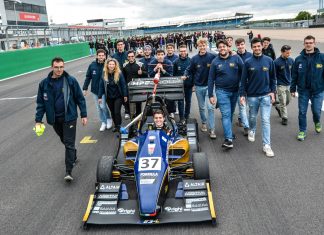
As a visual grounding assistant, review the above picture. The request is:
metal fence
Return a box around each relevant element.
[0,25,144,51]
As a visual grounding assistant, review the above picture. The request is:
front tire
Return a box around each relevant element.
[192,152,210,181]
[96,156,114,183]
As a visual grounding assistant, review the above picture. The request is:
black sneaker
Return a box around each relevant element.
[64,171,73,182]
[282,118,288,126]
[243,128,249,136]
[222,139,233,149]
[275,107,282,118]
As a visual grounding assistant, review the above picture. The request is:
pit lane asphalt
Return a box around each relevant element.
[0,39,324,235]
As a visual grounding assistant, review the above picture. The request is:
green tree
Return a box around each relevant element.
[295,11,312,21]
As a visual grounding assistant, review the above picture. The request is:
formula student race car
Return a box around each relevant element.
[82,76,217,227]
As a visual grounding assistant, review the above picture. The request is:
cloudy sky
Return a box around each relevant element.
[46,0,318,27]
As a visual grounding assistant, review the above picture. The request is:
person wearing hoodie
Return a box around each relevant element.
[262,37,276,60]
[113,39,129,119]
[83,49,112,132]
[166,43,179,63]
[291,35,324,141]
[208,40,244,149]
[174,45,192,122]
[240,37,276,158]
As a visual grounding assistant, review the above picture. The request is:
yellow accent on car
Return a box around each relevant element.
[206,183,216,219]
[169,139,190,164]
[82,194,94,222]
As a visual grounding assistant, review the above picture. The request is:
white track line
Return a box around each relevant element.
[0,95,36,101]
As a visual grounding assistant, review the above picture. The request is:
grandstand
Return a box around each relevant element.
[136,13,253,34]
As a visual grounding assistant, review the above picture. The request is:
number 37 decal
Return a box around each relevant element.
[138,157,161,171]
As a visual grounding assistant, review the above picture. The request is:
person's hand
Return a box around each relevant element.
[33,123,46,137]
[98,98,102,104]
[138,66,143,75]
[269,92,275,104]
[240,96,246,105]
[81,117,87,126]
[124,97,128,102]
[209,96,216,105]
[291,92,296,97]
[192,86,196,92]
[181,76,187,80]
[83,90,88,96]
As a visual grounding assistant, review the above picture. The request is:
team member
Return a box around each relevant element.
[208,40,244,149]
[274,45,294,125]
[291,35,324,141]
[139,45,154,77]
[235,38,252,135]
[148,49,173,77]
[183,38,216,139]
[226,36,236,52]
[98,58,128,132]
[240,38,276,157]
[35,57,87,181]
[174,45,192,122]
[83,49,112,131]
[166,43,179,63]
[262,37,276,60]
[113,40,130,119]
[88,39,95,56]
[152,109,171,135]
[123,50,146,118]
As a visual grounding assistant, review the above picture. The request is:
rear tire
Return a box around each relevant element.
[193,152,210,181]
[96,156,114,183]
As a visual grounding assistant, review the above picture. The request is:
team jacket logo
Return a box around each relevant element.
[316,64,323,69]
[218,64,222,68]
[249,67,255,71]
[207,63,211,68]
[92,70,97,75]
[262,66,269,71]
[280,66,285,70]
[229,63,235,68]
[299,64,303,69]
[197,64,201,68]
[43,93,48,101]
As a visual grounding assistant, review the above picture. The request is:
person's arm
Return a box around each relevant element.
[83,65,92,95]
[35,82,45,123]
[239,62,248,98]
[98,76,104,100]
[290,59,298,95]
[73,78,87,119]
[148,62,156,77]
[208,61,216,98]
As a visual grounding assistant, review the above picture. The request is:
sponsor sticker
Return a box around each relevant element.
[148,144,155,155]
[138,157,161,171]
[95,194,118,200]
[184,190,207,197]
[140,179,156,184]
[191,207,209,212]
[142,219,160,224]
[262,66,269,71]
[162,136,167,142]
[117,208,136,215]
[164,207,183,213]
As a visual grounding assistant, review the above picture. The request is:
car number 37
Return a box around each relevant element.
[138,157,162,171]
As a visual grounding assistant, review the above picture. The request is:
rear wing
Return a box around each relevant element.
[128,77,184,102]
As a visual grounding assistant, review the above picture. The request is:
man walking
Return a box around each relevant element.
[183,38,216,139]
[208,40,244,149]
[83,49,112,131]
[274,45,294,125]
[35,57,87,181]
[240,38,276,157]
[291,35,324,141]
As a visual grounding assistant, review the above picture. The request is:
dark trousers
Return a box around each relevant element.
[178,87,193,119]
[123,98,130,115]
[53,117,77,173]
[107,97,123,127]
[166,100,176,114]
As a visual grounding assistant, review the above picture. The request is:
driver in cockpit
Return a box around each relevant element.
[152,109,171,135]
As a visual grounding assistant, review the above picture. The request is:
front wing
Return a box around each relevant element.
[82,179,216,226]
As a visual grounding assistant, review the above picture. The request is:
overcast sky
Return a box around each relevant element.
[46,0,318,27]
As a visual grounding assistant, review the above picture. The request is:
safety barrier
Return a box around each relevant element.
[0,43,89,80]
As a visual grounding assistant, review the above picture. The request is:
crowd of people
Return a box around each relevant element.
[34,30,324,181]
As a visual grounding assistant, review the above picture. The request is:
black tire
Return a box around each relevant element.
[96,156,114,183]
[193,152,210,180]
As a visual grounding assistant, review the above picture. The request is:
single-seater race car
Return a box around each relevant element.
[82,75,217,227]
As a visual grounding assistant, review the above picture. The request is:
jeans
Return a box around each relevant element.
[92,93,111,123]
[275,85,291,119]
[178,87,193,120]
[247,95,271,145]
[237,96,249,128]
[53,117,77,172]
[216,89,238,140]
[195,85,215,130]
[90,48,95,56]
[298,90,324,132]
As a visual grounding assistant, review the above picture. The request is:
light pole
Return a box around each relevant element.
[12,0,22,26]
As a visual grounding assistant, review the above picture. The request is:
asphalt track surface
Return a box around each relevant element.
[1,39,324,235]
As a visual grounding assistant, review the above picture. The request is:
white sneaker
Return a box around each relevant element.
[125,114,130,120]
[106,119,112,129]
[263,144,274,158]
[248,131,255,142]
[100,123,106,131]
[201,124,208,132]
